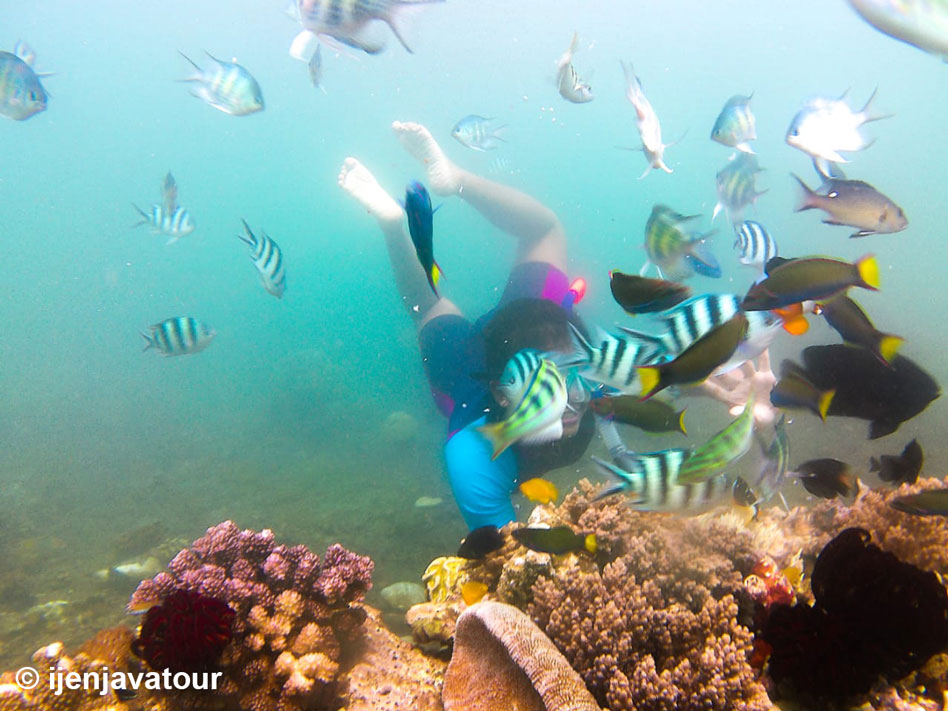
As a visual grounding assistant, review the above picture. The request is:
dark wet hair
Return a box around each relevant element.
[481,297,587,378]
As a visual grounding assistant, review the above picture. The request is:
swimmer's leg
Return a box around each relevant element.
[393,121,567,272]
[338,157,460,329]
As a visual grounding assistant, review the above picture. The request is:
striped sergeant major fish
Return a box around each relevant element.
[641,205,720,280]
[568,323,664,395]
[141,317,216,357]
[179,53,264,116]
[675,395,755,485]
[592,452,733,514]
[289,0,445,59]
[621,293,784,375]
[238,219,287,299]
[712,153,766,225]
[496,349,543,407]
[754,414,790,508]
[0,42,49,121]
[478,358,567,460]
[734,220,778,271]
[132,204,196,245]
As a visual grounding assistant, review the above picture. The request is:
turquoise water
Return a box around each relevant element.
[1,0,945,666]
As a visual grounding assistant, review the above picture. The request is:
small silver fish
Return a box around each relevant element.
[141,317,216,356]
[0,42,48,121]
[786,90,889,163]
[710,93,756,154]
[847,0,948,61]
[179,52,264,116]
[238,219,287,298]
[556,33,593,104]
[289,0,444,58]
[452,114,507,151]
[713,153,766,225]
[620,61,672,179]
[308,44,325,92]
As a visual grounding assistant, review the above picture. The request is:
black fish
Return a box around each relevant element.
[404,181,442,296]
[608,271,691,314]
[870,439,923,485]
[889,489,948,517]
[457,525,505,559]
[794,458,858,499]
[801,345,940,439]
[511,526,597,556]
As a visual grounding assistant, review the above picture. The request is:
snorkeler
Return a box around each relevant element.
[339,121,617,530]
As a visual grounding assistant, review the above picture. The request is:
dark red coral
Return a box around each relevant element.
[760,527,948,706]
[132,589,234,673]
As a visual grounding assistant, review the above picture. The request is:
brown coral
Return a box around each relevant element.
[443,601,601,711]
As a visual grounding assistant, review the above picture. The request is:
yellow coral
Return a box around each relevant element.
[422,556,468,603]
[275,590,303,617]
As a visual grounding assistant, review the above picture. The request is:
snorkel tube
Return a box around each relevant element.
[561,277,587,312]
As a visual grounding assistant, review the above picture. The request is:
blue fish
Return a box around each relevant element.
[404,181,442,296]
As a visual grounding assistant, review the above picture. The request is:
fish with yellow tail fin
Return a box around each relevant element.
[638,312,747,400]
[771,360,835,421]
[518,477,559,504]
[405,181,442,296]
[675,394,755,484]
[512,526,597,556]
[742,254,879,311]
[460,581,488,605]
[817,295,903,365]
[478,358,567,459]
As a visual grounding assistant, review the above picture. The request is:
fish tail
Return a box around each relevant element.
[791,174,816,211]
[176,51,203,81]
[677,409,687,435]
[869,457,880,472]
[637,366,664,400]
[429,260,443,291]
[583,534,597,555]
[130,203,149,227]
[238,218,256,246]
[855,254,880,290]
[817,389,835,422]
[876,334,904,365]
[140,331,156,352]
[860,86,893,123]
[476,422,510,461]
[781,313,809,336]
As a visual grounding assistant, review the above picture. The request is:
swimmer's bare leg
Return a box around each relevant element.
[393,121,567,272]
[338,157,461,329]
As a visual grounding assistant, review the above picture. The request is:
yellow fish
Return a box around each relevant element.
[519,477,559,504]
[460,580,488,605]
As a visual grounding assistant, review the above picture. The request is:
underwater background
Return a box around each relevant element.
[1,0,945,667]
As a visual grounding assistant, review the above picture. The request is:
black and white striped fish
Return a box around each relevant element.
[734,220,778,270]
[568,323,664,395]
[593,452,732,512]
[619,293,783,374]
[289,0,445,59]
[179,53,264,116]
[132,204,196,245]
[238,219,287,298]
[141,317,215,357]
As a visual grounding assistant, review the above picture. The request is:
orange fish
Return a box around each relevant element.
[519,477,559,504]
[460,580,488,605]
[772,303,809,335]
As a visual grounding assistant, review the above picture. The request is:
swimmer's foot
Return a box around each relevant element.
[338,157,404,230]
[393,120,462,196]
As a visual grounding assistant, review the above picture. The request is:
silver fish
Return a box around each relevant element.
[452,114,507,151]
[734,220,778,270]
[710,93,756,154]
[179,52,264,116]
[0,43,48,121]
[289,0,444,58]
[620,61,672,178]
[239,219,287,298]
[556,33,593,104]
[308,44,325,92]
[793,174,908,238]
[141,317,216,356]
[786,90,889,163]
[847,0,948,61]
[133,204,196,244]
[713,153,766,225]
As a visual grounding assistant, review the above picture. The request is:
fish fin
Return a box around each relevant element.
[289,30,320,62]
[849,230,876,238]
[584,534,597,555]
[854,254,880,290]
[712,202,723,222]
[817,389,835,422]
[869,418,898,440]
[130,204,149,226]
[165,235,179,246]
[476,422,509,460]
[428,260,443,295]
[140,331,155,351]
[860,87,893,123]
[177,51,203,77]
[677,409,687,435]
[782,315,809,336]
[557,32,578,70]
[637,366,662,400]
[591,456,636,500]
[637,164,653,180]
[735,142,755,155]
[382,15,415,54]
[791,173,817,211]
[877,335,903,365]
[822,219,845,226]
[13,40,36,65]
[616,326,668,351]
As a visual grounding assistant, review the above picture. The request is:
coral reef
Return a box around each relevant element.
[128,520,374,711]
[760,528,948,707]
[443,601,601,711]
